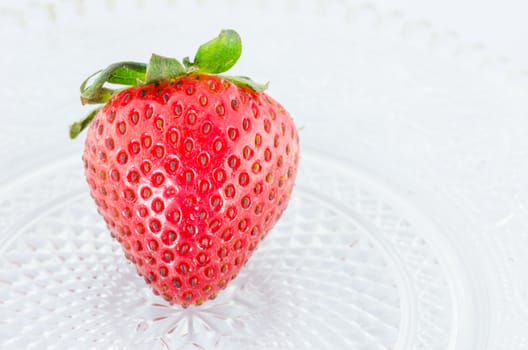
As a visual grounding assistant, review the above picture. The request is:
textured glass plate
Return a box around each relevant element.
[1,1,528,349]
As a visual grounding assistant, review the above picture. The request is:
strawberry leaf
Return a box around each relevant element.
[69,107,101,139]
[194,29,242,74]
[224,75,269,93]
[145,54,186,84]
[108,65,147,85]
[81,62,146,104]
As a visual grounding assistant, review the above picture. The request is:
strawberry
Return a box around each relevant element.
[69,30,299,306]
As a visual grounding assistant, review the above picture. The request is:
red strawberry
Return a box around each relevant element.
[70,30,299,306]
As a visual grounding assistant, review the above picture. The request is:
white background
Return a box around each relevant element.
[372,0,528,72]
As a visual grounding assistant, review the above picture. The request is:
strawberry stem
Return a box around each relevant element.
[70,29,267,139]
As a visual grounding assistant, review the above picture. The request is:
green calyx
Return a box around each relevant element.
[69,29,267,139]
